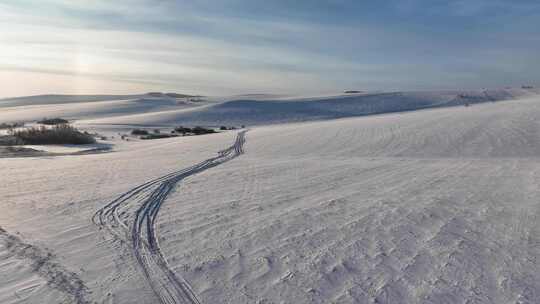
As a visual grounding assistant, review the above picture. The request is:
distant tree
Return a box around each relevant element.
[13,124,95,145]
[192,126,216,135]
[131,129,149,135]
[174,126,191,135]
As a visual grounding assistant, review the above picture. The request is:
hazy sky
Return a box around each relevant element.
[1,0,539,97]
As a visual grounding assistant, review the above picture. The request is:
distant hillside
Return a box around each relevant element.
[0,92,197,108]
[83,88,537,127]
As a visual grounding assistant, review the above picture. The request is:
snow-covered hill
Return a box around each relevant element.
[78,88,538,128]
[1,88,537,129]
[1,89,540,303]
[0,93,209,124]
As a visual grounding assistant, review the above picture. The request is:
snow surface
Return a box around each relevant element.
[1,89,540,303]
[0,94,212,125]
[77,88,538,128]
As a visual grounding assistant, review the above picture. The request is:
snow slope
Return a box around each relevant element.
[153,96,540,303]
[0,228,87,304]
[79,88,538,128]
[0,94,210,124]
[0,88,536,130]
[1,90,540,303]
[0,94,142,107]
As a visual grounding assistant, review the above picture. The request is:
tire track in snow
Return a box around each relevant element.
[93,130,247,304]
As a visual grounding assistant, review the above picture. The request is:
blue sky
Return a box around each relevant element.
[1,0,539,97]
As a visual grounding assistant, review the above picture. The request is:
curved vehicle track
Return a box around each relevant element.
[93,130,247,304]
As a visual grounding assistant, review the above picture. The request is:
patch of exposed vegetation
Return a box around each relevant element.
[140,133,179,140]
[131,129,149,135]
[220,126,238,130]
[0,122,24,130]
[0,135,24,146]
[130,126,230,140]
[173,126,216,135]
[12,125,96,145]
[165,93,194,98]
[146,92,199,98]
[38,117,69,125]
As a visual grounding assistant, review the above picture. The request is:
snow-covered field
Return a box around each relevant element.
[1,89,540,303]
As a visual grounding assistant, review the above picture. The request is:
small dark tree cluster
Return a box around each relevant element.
[219,126,238,130]
[173,126,216,135]
[173,126,192,135]
[0,135,24,146]
[140,133,178,140]
[38,118,69,125]
[13,125,96,145]
[131,129,149,135]
[192,126,216,135]
[0,122,24,130]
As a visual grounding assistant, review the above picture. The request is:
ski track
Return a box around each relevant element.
[93,130,247,304]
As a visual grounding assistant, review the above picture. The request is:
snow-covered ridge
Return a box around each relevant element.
[73,87,538,128]
[1,88,537,129]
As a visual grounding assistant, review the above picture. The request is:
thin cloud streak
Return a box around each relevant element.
[0,0,539,97]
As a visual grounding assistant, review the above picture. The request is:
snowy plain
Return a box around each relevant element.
[1,89,539,303]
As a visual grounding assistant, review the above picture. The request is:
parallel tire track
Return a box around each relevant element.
[93,130,247,304]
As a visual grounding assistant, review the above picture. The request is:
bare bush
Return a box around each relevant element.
[13,125,96,145]
[38,118,69,125]
[131,129,149,135]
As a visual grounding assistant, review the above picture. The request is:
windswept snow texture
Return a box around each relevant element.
[93,131,246,304]
[1,90,540,303]
[156,96,540,303]
[0,228,89,304]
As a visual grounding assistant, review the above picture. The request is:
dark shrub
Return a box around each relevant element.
[131,129,149,135]
[13,125,96,145]
[192,126,216,135]
[174,126,192,135]
[0,135,24,146]
[220,126,228,130]
[140,133,178,140]
[173,126,216,136]
[0,122,24,130]
[165,93,191,98]
[38,118,69,125]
